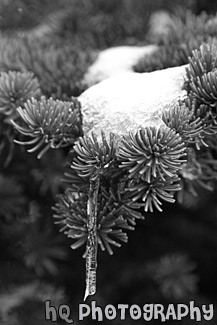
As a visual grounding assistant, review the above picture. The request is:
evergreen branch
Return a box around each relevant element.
[189,71,217,107]
[72,131,117,178]
[126,175,181,213]
[184,43,217,92]
[118,126,187,182]
[0,71,41,119]
[12,97,83,158]
[53,185,137,255]
[148,253,198,299]
[135,11,217,73]
[162,103,204,146]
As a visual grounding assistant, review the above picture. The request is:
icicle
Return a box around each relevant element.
[84,167,100,301]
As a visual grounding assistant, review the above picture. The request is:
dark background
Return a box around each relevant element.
[1,0,217,324]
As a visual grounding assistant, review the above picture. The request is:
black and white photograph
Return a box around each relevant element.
[0,0,217,324]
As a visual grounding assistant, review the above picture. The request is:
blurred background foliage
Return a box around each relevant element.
[1,0,217,324]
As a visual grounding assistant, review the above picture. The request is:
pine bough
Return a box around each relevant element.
[9,43,217,300]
